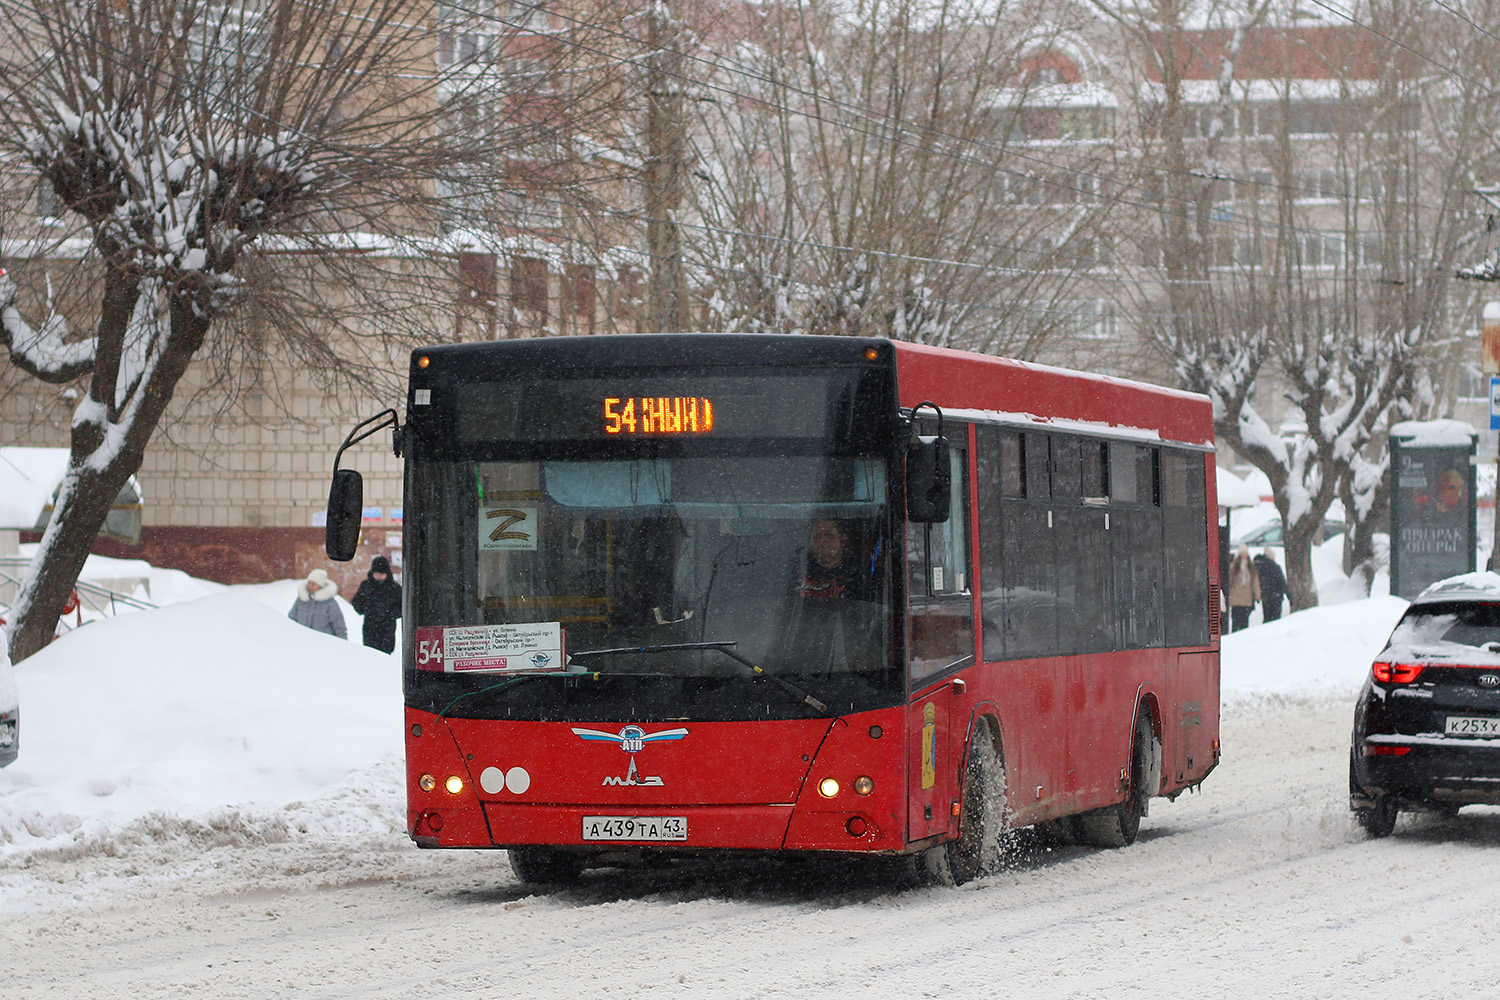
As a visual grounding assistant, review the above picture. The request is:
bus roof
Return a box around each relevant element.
[891,341,1214,449]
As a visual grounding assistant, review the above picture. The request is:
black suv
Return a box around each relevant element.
[1351,574,1500,836]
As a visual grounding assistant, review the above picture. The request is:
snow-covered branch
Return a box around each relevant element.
[0,269,94,382]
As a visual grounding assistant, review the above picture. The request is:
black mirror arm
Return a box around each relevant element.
[904,401,945,443]
[332,409,401,472]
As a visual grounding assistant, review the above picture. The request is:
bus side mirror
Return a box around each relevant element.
[906,435,951,523]
[326,468,364,561]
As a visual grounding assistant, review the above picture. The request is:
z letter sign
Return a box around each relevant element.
[479,506,538,551]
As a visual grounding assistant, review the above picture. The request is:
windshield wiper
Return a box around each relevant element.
[569,641,831,715]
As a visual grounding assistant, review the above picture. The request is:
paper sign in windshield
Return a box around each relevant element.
[415,623,565,673]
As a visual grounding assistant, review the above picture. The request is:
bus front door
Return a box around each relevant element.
[907,686,953,842]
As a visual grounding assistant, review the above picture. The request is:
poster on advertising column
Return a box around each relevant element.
[1390,422,1477,599]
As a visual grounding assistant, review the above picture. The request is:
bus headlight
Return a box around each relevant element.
[445,775,465,794]
[818,777,840,798]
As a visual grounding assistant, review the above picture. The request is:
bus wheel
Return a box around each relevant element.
[1080,712,1153,849]
[924,728,1004,886]
[509,847,586,886]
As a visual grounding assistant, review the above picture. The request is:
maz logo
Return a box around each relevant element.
[572,725,689,788]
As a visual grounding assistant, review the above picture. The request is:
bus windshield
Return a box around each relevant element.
[406,450,898,721]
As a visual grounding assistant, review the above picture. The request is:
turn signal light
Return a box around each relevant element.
[853,776,874,796]
[419,773,437,792]
[1373,662,1425,685]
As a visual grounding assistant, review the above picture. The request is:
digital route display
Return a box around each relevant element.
[603,396,714,436]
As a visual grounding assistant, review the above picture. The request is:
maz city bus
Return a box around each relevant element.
[325,334,1220,886]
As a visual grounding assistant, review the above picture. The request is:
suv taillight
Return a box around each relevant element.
[1373,661,1425,684]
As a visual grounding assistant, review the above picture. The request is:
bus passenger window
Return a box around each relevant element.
[1023,433,1050,499]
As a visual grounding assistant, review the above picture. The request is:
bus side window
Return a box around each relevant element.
[1162,450,1210,646]
[908,430,974,684]
[976,427,1014,661]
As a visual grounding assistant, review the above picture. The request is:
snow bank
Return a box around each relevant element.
[0,548,1416,864]
[0,592,402,858]
[1221,594,1407,701]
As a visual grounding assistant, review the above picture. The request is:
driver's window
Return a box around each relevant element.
[908,433,974,685]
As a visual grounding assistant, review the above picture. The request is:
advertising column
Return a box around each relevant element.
[1389,421,1478,599]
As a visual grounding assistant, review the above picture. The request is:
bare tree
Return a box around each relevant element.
[1101,0,1499,607]
[0,0,623,662]
[682,0,1126,352]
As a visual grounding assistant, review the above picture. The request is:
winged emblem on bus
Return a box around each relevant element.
[571,725,689,752]
[572,725,689,787]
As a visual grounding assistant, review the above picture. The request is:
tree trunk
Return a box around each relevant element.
[6,290,207,664]
[1342,475,1390,593]
[1282,520,1321,612]
[4,459,143,664]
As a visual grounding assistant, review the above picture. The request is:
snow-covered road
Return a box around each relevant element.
[6,696,1496,999]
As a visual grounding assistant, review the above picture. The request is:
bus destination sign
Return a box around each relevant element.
[603,396,714,436]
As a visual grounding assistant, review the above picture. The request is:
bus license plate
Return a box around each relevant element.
[1445,716,1500,737]
[582,816,688,842]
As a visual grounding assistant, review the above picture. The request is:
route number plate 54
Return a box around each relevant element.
[582,816,688,841]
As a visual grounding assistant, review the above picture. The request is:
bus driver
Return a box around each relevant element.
[799,519,870,600]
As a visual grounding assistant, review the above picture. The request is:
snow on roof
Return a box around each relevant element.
[1139,78,1381,104]
[0,448,142,531]
[1216,466,1263,507]
[1414,571,1500,603]
[1390,419,1477,449]
[935,407,1167,444]
[0,448,70,530]
[985,82,1120,109]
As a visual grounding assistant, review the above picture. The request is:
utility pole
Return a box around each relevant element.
[1459,187,1500,571]
[644,0,687,333]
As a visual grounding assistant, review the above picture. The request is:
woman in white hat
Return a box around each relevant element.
[288,568,347,639]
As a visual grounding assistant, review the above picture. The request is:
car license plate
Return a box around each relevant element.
[582,815,688,842]
[1445,716,1500,736]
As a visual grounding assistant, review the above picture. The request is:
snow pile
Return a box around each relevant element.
[1220,593,1407,701]
[0,550,1415,863]
[0,591,402,859]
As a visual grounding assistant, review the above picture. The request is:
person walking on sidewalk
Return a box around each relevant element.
[288,568,346,639]
[1227,545,1260,632]
[1254,548,1288,622]
[352,555,402,653]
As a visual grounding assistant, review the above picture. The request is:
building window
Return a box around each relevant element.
[565,264,595,329]
[36,178,61,222]
[511,256,548,313]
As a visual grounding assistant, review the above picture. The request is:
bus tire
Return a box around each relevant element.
[924,726,1004,886]
[509,847,586,886]
[1080,710,1154,849]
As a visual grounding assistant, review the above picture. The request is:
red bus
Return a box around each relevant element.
[327,334,1220,885]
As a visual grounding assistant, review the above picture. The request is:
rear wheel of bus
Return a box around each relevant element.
[1080,709,1156,848]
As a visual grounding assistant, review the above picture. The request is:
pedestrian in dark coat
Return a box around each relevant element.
[352,555,402,653]
[1254,548,1288,622]
[289,568,346,639]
